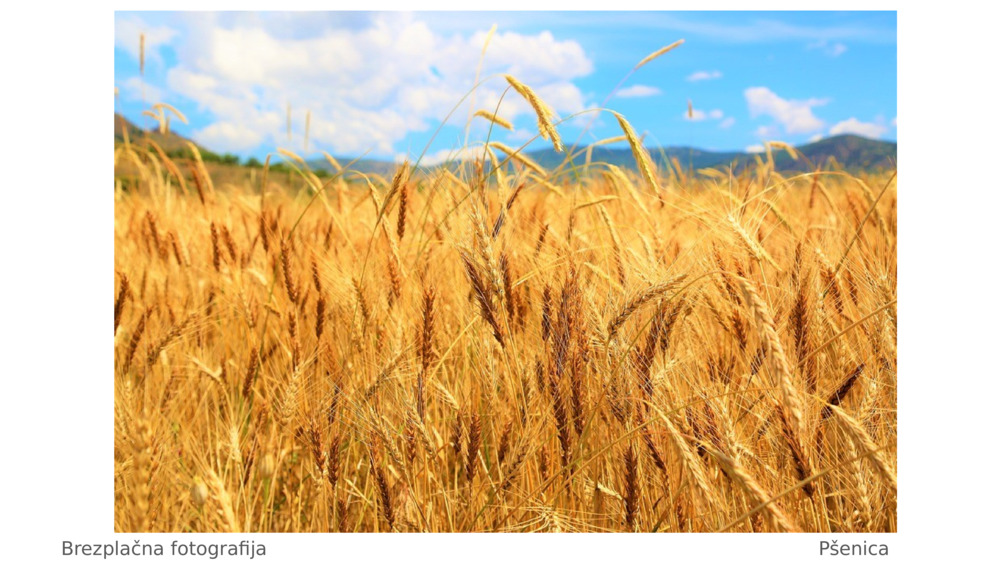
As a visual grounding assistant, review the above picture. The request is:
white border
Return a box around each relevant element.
[5,3,999,561]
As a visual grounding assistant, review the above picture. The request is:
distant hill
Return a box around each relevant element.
[524,145,746,173]
[307,155,402,177]
[308,134,895,176]
[521,134,896,174]
[115,112,895,175]
[777,134,897,171]
[114,113,218,158]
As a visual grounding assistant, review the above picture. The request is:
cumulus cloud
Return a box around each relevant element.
[616,85,662,98]
[745,144,765,153]
[807,39,848,57]
[808,133,823,142]
[686,70,722,82]
[754,124,780,139]
[195,122,266,153]
[145,13,594,156]
[744,87,827,134]
[115,15,178,64]
[685,107,725,122]
[119,76,165,104]
[829,117,888,139]
[504,128,537,143]
[409,146,483,167]
[718,117,736,129]
[484,30,593,83]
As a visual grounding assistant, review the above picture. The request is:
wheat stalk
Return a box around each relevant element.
[634,39,684,70]
[612,111,660,193]
[829,405,897,493]
[504,74,563,152]
[474,109,514,130]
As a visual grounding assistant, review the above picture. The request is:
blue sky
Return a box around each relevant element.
[114,11,896,163]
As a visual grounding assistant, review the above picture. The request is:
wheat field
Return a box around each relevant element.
[114,81,896,533]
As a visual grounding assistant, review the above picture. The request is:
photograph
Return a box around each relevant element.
[112,10,897,534]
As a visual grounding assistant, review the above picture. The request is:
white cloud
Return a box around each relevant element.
[119,76,165,104]
[808,134,823,143]
[685,108,725,122]
[829,117,888,139]
[505,129,536,143]
[807,39,849,57]
[891,116,897,127]
[718,117,736,129]
[410,146,484,167]
[534,83,591,119]
[745,144,765,154]
[148,13,594,156]
[115,15,178,64]
[616,85,662,98]
[686,70,722,82]
[195,122,266,153]
[744,87,827,134]
[484,30,593,83]
[754,124,779,139]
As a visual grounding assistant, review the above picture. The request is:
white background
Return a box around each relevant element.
[3,1,998,561]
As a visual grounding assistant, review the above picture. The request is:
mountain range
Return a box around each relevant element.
[520,134,896,174]
[115,113,896,175]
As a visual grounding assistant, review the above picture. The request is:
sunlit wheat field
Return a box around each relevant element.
[114,54,896,532]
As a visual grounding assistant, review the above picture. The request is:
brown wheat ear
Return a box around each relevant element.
[369,450,395,531]
[459,249,505,348]
[821,363,865,421]
[280,238,299,304]
[465,413,481,483]
[607,276,686,338]
[327,434,341,490]
[397,181,408,240]
[623,444,639,530]
[114,273,130,335]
